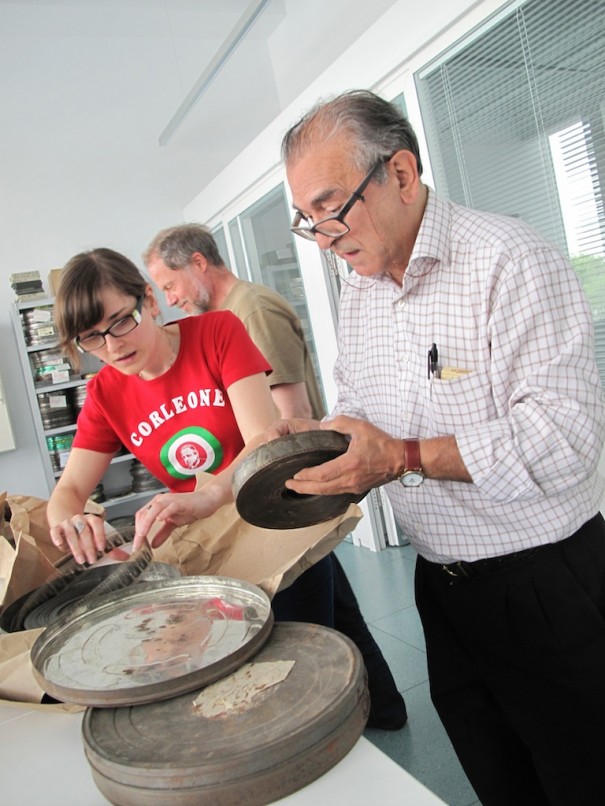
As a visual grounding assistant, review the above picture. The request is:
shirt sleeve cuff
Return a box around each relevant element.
[456,420,540,502]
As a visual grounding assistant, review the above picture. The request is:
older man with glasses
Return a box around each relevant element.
[275,89,605,806]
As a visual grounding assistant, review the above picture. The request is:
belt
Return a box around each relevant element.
[439,545,544,581]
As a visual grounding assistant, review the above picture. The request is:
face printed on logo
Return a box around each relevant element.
[179,444,202,469]
[160,427,224,480]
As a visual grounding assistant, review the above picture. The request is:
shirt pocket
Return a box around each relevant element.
[428,368,496,433]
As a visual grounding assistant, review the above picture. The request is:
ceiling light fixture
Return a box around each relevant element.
[159,0,272,146]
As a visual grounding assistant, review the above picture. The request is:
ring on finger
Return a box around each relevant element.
[74,518,86,535]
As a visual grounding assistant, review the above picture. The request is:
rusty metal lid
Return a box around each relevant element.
[30,576,273,707]
[82,621,369,805]
[232,430,365,529]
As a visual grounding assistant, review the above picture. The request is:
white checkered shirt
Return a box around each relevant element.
[332,190,605,562]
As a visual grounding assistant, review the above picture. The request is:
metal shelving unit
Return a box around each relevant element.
[11,298,164,514]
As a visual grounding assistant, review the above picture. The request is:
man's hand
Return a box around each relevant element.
[282,415,403,496]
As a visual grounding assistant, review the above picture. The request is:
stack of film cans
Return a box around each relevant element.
[130,460,164,494]
[31,347,72,385]
[73,384,88,416]
[38,390,75,430]
[46,433,75,473]
[21,306,59,347]
[39,387,82,472]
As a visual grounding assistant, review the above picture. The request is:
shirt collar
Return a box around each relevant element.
[373,188,450,291]
[407,187,451,273]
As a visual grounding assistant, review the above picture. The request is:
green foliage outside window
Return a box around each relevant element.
[571,254,604,320]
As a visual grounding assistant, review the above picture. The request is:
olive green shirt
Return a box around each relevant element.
[221,279,325,419]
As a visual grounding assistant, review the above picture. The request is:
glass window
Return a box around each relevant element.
[228,185,324,395]
[227,218,248,280]
[211,224,230,270]
[416,0,605,382]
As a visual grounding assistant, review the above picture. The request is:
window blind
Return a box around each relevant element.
[415,0,605,384]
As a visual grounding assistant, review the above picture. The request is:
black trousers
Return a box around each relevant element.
[272,552,406,727]
[331,553,406,727]
[272,554,334,626]
[415,513,605,806]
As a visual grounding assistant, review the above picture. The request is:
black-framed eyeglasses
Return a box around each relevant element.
[75,296,144,353]
[290,159,386,242]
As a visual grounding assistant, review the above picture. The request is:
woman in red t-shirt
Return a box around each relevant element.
[48,247,277,562]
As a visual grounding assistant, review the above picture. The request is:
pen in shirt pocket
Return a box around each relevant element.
[428,343,473,381]
[427,343,440,379]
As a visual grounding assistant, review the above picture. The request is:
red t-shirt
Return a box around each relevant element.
[73,311,271,492]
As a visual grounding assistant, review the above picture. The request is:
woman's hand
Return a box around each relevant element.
[134,486,227,549]
[50,513,108,565]
[264,417,322,441]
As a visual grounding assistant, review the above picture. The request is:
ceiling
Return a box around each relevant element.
[0,0,400,214]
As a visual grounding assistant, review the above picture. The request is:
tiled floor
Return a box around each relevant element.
[334,540,480,806]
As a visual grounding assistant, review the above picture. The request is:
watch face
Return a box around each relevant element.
[400,471,424,487]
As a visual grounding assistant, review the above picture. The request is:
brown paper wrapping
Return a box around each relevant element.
[152,473,362,598]
[153,500,361,597]
[0,494,62,611]
[0,493,89,711]
[0,627,82,713]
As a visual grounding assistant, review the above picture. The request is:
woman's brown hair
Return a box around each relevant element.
[54,247,147,367]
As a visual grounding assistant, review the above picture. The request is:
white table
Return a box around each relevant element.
[0,704,445,805]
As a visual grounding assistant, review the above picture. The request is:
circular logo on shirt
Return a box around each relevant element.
[160,427,224,480]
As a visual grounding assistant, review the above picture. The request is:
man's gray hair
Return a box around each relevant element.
[144,223,224,269]
[281,89,423,181]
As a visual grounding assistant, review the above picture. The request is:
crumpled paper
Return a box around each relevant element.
[152,474,363,598]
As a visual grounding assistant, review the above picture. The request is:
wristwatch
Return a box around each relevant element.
[399,439,424,487]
